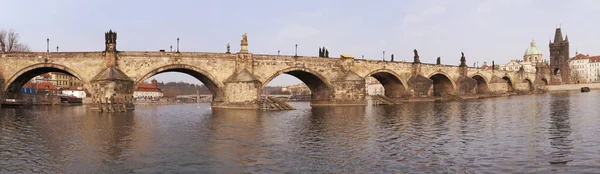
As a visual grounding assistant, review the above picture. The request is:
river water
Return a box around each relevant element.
[1,91,600,173]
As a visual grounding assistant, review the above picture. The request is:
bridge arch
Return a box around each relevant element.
[541,77,549,85]
[4,63,91,98]
[523,78,534,91]
[470,74,489,94]
[428,72,455,96]
[502,76,514,92]
[136,64,224,100]
[365,69,408,98]
[262,67,332,102]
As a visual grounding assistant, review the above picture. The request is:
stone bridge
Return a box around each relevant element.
[0,31,549,110]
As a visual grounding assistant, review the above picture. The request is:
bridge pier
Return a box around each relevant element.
[312,71,367,106]
[211,69,261,109]
[89,67,136,112]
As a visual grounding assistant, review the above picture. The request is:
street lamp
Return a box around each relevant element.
[170,45,173,52]
[295,44,298,56]
[46,38,49,52]
[56,46,59,52]
[383,51,385,61]
[278,50,280,55]
[176,37,180,53]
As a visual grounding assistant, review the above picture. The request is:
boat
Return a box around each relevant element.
[60,96,83,104]
[1,99,32,108]
[581,87,591,92]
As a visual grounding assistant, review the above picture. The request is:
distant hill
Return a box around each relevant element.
[157,82,210,97]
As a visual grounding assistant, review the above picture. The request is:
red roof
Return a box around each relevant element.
[136,83,162,92]
[572,54,600,62]
[23,81,58,91]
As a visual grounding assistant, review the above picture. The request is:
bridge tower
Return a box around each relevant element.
[89,30,135,112]
[549,27,570,84]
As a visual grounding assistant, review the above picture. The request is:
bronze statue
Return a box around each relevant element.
[436,57,441,65]
[460,52,467,67]
[391,54,394,61]
[413,49,420,64]
[226,43,230,53]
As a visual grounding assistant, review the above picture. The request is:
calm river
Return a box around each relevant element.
[2,91,600,173]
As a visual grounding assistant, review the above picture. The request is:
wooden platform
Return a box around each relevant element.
[260,97,295,111]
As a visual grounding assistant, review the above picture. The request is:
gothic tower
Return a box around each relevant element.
[549,27,570,84]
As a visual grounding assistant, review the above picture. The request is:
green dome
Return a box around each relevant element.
[524,40,542,56]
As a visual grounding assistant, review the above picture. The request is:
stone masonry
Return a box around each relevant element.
[0,31,547,110]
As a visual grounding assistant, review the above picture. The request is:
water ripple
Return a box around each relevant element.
[1,92,600,173]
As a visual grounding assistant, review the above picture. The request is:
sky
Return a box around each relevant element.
[2,0,599,86]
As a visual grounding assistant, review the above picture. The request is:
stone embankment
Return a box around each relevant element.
[547,83,600,92]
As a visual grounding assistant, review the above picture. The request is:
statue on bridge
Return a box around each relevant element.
[391,54,394,62]
[239,33,249,53]
[436,57,441,65]
[492,61,495,70]
[460,52,467,67]
[413,49,420,64]
[226,43,231,53]
[241,33,248,45]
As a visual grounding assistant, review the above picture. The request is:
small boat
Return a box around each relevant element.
[60,96,83,104]
[581,87,591,93]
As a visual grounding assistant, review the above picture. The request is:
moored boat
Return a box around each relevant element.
[581,87,591,92]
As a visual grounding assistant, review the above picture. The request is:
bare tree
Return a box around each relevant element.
[0,29,31,53]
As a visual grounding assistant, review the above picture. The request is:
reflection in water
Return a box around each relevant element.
[548,93,573,165]
[1,91,600,173]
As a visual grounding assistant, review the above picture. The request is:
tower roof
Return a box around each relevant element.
[525,40,542,56]
[553,27,563,43]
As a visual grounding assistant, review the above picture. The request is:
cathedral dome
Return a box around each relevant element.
[524,40,542,56]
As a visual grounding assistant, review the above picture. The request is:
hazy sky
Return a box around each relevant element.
[2,0,599,86]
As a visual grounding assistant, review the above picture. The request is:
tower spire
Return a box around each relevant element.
[553,27,563,43]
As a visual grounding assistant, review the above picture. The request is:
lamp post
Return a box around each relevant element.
[278,50,280,55]
[176,37,180,53]
[56,46,59,52]
[383,51,385,61]
[46,38,49,52]
[170,45,173,52]
[295,44,298,56]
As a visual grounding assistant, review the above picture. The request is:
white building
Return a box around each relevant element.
[498,40,541,73]
[133,79,164,99]
[365,77,384,96]
[61,88,87,98]
[499,60,536,73]
[569,54,600,83]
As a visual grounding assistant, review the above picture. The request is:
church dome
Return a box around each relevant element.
[524,40,542,56]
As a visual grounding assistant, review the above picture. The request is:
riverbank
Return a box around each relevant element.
[134,101,210,106]
[547,83,600,92]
